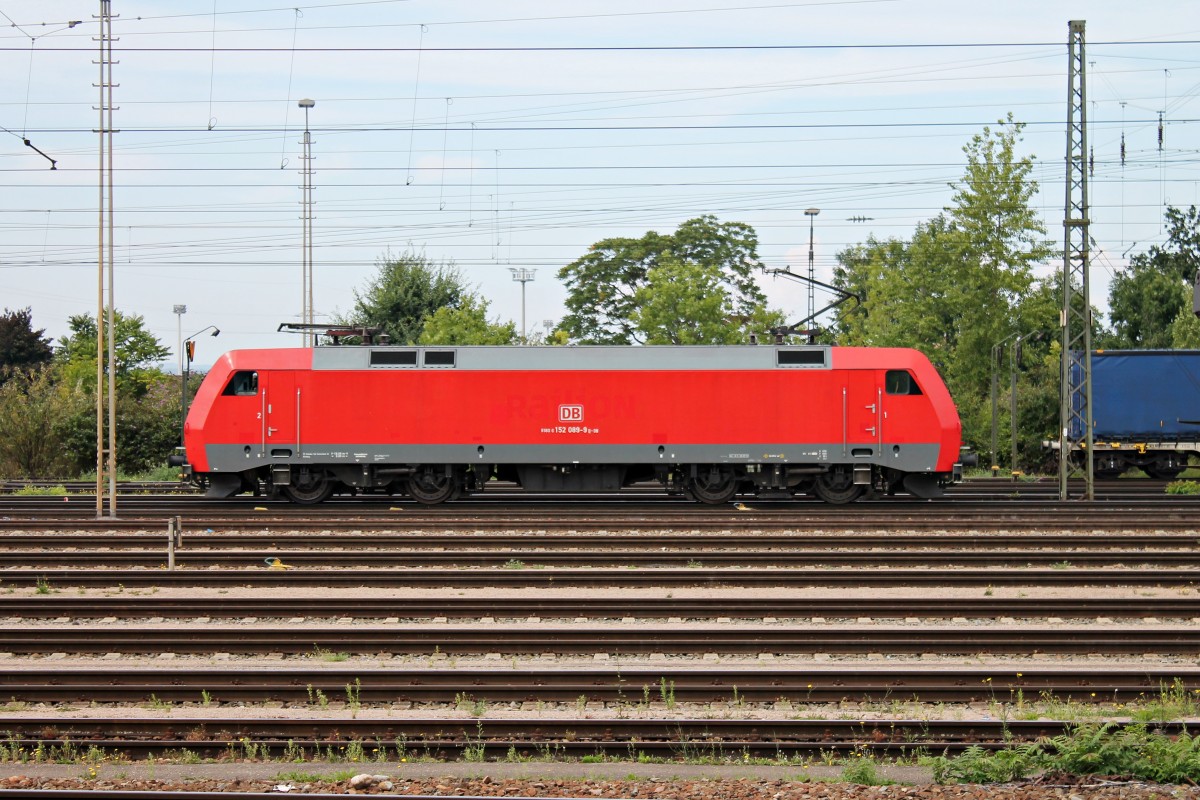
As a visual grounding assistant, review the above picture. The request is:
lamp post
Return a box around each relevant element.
[173,305,187,446]
[509,268,536,343]
[299,98,315,347]
[804,208,820,326]
[173,305,187,376]
[990,332,1021,477]
[180,325,220,448]
[1009,332,1044,479]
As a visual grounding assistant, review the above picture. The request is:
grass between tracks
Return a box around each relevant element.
[7,681,1200,786]
[4,717,1200,786]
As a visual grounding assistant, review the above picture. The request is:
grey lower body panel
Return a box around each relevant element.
[203,442,946,474]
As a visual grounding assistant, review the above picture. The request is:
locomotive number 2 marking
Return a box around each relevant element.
[559,404,584,422]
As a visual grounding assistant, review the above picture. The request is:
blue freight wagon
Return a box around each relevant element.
[1070,350,1200,478]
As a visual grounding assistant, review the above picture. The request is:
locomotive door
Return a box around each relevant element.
[260,371,297,455]
[844,370,882,456]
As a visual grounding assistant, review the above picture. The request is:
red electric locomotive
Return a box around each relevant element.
[175,344,964,504]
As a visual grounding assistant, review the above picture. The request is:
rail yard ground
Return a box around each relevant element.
[1,481,1200,798]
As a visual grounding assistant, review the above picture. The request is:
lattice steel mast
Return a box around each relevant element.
[1058,20,1094,500]
[299,99,315,347]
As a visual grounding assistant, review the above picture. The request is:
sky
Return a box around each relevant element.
[2,0,1199,368]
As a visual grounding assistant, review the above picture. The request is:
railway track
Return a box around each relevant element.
[4,546,1200,568]
[3,530,1200,549]
[3,666,1191,704]
[2,493,1200,533]
[0,476,1188,499]
[0,715,1164,758]
[2,623,1197,656]
[2,594,1196,619]
[5,566,1200,588]
[3,489,1199,767]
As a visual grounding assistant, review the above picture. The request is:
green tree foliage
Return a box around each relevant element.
[832,117,1055,455]
[46,310,179,477]
[340,251,467,345]
[832,218,966,354]
[418,295,517,345]
[55,311,171,396]
[943,115,1054,394]
[631,260,784,345]
[1105,205,1200,349]
[558,215,769,344]
[0,307,53,384]
[56,372,183,476]
[0,366,84,479]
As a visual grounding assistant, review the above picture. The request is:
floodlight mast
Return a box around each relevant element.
[509,268,536,343]
[804,208,820,323]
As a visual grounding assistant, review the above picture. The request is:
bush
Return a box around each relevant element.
[0,367,80,479]
[924,743,1041,784]
[925,724,1200,785]
[58,371,186,477]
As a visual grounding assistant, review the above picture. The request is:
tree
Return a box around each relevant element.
[51,311,177,476]
[340,251,468,345]
[55,311,171,395]
[629,260,784,345]
[832,116,1054,455]
[942,115,1054,397]
[0,307,53,383]
[558,216,767,344]
[0,366,81,478]
[418,296,517,345]
[832,218,967,358]
[633,260,741,345]
[1106,205,1200,348]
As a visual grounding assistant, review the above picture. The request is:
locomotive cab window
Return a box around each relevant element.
[423,350,456,367]
[885,370,923,396]
[222,371,259,396]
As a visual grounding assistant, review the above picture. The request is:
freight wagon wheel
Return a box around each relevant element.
[688,467,739,505]
[406,468,458,504]
[281,469,335,504]
[1144,465,1184,480]
[812,467,865,505]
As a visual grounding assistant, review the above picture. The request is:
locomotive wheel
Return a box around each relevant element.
[281,469,335,504]
[688,467,738,505]
[406,468,458,504]
[812,466,865,504]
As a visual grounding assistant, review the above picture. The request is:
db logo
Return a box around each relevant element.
[559,404,584,422]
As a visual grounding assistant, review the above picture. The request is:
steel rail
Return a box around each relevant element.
[2,666,1192,704]
[2,595,1198,620]
[4,547,1200,568]
[2,624,1198,655]
[2,513,1199,535]
[2,566,1198,589]
[2,531,1199,549]
[2,494,1199,522]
